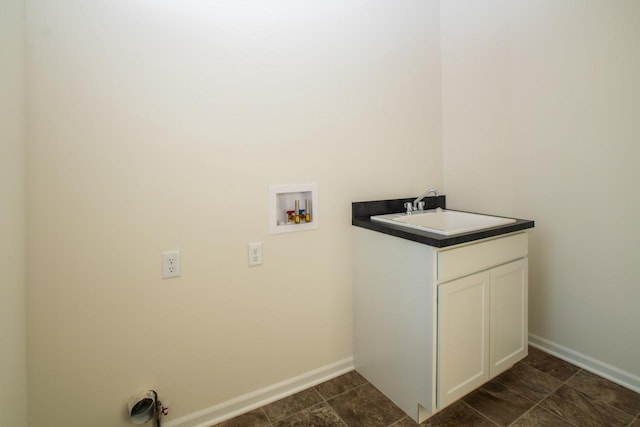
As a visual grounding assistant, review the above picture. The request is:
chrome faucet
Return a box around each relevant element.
[412,188,439,211]
[404,188,439,214]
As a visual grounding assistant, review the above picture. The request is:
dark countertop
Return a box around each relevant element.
[352,196,535,248]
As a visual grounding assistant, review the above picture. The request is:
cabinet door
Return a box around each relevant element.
[437,270,490,409]
[490,258,528,377]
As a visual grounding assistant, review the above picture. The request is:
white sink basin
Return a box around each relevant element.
[371,208,516,236]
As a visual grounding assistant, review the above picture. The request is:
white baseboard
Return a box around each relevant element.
[163,357,355,427]
[529,333,640,393]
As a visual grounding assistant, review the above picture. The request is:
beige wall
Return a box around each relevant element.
[25,1,442,425]
[24,2,640,425]
[442,0,640,385]
[441,0,514,215]
[0,0,28,426]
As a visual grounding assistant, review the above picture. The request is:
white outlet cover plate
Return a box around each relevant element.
[162,250,181,279]
[248,242,263,266]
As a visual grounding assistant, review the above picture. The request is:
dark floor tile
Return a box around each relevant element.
[263,388,324,422]
[510,405,573,427]
[519,346,579,382]
[463,380,535,426]
[541,384,633,427]
[272,402,347,427]
[327,383,406,427]
[494,362,563,402]
[212,408,270,427]
[421,401,495,426]
[315,371,368,400]
[566,370,640,416]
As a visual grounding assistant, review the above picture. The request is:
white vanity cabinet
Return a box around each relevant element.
[436,269,491,409]
[437,257,528,408]
[353,228,528,423]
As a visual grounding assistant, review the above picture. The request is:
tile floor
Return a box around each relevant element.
[213,347,640,427]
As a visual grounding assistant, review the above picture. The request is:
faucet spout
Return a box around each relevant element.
[413,188,439,210]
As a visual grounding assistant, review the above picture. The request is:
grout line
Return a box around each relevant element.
[311,382,354,427]
[490,363,577,427]
[506,401,579,427]
[311,375,368,427]
[563,369,640,420]
[506,402,538,427]
[529,366,640,426]
[318,380,369,402]
[462,400,500,426]
[315,377,406,427]
[263,388,326,426]
[270,401,333,427]
[386,416,413,427]
[329,404,350,427]
[260,406,274,427]
[563,368,583,384]
[489,375,544,407]
[311,387,325,403]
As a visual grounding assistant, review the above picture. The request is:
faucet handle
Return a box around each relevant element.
[404,202,413,215]
[415,201,425,211]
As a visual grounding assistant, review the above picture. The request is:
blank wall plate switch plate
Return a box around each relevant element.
[162,250,181,279]
[248,242,263,266]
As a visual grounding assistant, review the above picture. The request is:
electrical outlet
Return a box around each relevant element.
[248,242,263,266]
[162,250,181,279]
